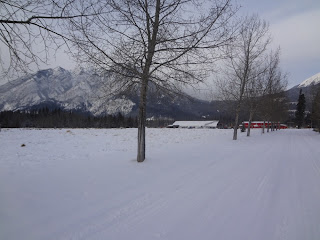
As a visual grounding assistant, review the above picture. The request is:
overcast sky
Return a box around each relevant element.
[1,0,319,90]
[239,0,320,88]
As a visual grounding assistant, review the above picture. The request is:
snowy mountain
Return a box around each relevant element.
[0,67,216,118]
[285,72,320,111]
[0,67,135,116]
[297,72,320,88]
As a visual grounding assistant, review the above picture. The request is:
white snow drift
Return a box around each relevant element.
[1,128,320,240]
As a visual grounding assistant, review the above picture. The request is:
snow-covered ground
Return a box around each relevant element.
[1,128,320,240]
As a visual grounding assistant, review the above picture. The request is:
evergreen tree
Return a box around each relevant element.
[311,87,320,132]
[295,89,306,129]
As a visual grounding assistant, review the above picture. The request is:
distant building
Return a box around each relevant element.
[168,121,219,129]
[242,121,288,129]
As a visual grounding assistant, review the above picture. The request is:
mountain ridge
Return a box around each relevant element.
[0,67,216,119]
[2,67,319,119]
[297,72,320,88]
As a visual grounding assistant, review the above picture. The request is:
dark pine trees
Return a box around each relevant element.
[311,87,320,132]
[295,89,306,129]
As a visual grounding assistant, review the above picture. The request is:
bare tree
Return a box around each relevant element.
[246,48,286,136]
[217,15,271,140]
[65,0,237,162]
[0,0,89,77]
[257,49,287,133]
[244,68,265,137]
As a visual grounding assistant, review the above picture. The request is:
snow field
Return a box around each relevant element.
[1,128,320,240]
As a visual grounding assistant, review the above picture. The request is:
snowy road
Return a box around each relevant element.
[1,128,320,239]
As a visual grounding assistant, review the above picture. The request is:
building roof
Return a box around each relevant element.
[172,121,219,127]
[243,121,265,124]
[205,121,220,127]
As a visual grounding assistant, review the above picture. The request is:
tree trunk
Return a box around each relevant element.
[247,111,253,137]
[267,120,270,132]
[233,103,241,140]
[136,0,160,162]
[137,77,148,162]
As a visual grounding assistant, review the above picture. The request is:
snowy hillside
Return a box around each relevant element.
[298,72,320,88]
[0,67,217,118]
[0,67,135,116]
[1,128,320,240]
[285,72,320,104]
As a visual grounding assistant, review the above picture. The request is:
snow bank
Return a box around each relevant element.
[1,128,320,240]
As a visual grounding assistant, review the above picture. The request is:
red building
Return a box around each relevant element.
[243,121,288,129]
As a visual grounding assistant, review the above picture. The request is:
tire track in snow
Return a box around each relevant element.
[58,141,266,239]
[52,193,156,240]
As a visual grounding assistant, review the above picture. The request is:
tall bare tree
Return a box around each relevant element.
[217,15,271,140]
[66,0,237,162]
[258,49,287,133]
[246,48,287,136]
[244,69,265,137]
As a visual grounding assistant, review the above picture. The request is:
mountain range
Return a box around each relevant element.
[0,68,319,118]
[0,67,216,119]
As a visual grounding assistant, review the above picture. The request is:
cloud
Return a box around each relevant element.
[267,8,320,87]
[270,9,320,63]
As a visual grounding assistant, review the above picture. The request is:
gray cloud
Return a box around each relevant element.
[1,0,319,90]
[238,0,320,87]
[269,9,320,87]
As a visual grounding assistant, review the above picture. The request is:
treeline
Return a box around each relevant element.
[0,108,137,128]
[0,108,173,128]
[310,87,320,132]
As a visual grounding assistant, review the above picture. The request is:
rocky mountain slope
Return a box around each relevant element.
[4,67,318,120]
[0,67,216,119]
[0,67,136,116]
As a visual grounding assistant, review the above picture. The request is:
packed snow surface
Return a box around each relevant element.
[1,128,320,240]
